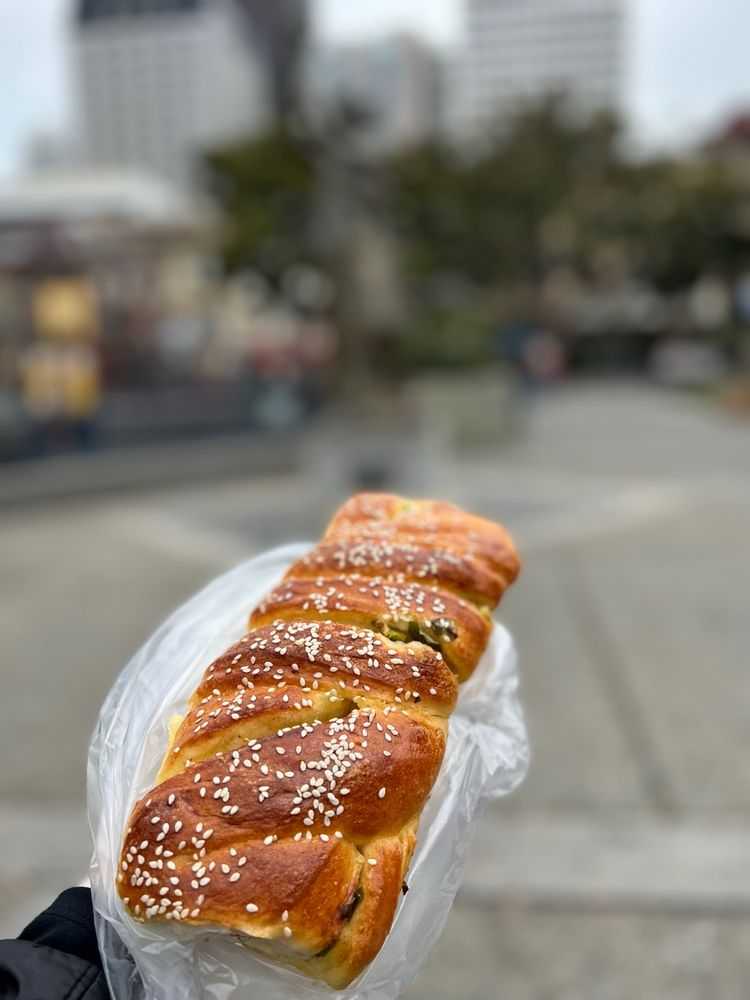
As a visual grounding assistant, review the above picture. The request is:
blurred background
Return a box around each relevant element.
[2,1,750,997]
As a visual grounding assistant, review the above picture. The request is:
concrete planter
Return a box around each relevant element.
[408,366,521,449]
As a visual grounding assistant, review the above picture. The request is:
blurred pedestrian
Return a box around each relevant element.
[60,343,101,450]
[19,342,101,454]
[19,341,63,455]
[521,329,566,387]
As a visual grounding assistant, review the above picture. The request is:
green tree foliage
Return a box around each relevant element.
[633,162,742,289]
[385,98,749,297]
[205,100,750,298]
[203,99,750,376]
[384,99,621,293]
[203,130,317,284]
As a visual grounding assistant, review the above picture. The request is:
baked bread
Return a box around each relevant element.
[250,576,491,683]
[288,494,520,608]
[117,493,519,988]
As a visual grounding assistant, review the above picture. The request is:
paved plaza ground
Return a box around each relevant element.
[2,382,748,998]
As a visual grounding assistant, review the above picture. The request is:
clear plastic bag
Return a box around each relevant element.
[88,544,529,1000]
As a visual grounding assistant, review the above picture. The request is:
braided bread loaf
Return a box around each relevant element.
[117,494,520,988]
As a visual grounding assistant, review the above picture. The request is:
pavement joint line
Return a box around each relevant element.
[107,480,700,569]
[462,813,750,915]
[517,483,696,554]
[6,807,750,917]
[560,554,680,816]
[456,889,750,920]
[462,466,696,498]
[102,506,250,568]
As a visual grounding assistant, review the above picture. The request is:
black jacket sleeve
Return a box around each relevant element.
[0,888,111,1000]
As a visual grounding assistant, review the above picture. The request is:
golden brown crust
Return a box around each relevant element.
[118,708,444,980]
[126,708,444,857]
[287,538,508,607]
[119,834,362,957]
[161,621,456,778]
[302,829,415,988]
[117,492,521,988]
[324,493,521,595]
[250,576,491,682]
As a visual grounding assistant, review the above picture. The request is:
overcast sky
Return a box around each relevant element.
[1,1,750,176]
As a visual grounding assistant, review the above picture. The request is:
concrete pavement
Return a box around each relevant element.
[1,382,748,998]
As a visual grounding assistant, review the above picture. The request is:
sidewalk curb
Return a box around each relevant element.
[0,433,301,510]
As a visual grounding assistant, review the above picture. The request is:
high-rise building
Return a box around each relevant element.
[306,34,441,155]
[73,0,268,188]
[465,0,625,131]
[439,50,475,144]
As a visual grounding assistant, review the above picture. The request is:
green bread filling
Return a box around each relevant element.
[378,617,458,651]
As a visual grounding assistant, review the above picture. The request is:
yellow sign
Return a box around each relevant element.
[32,279,99,341]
